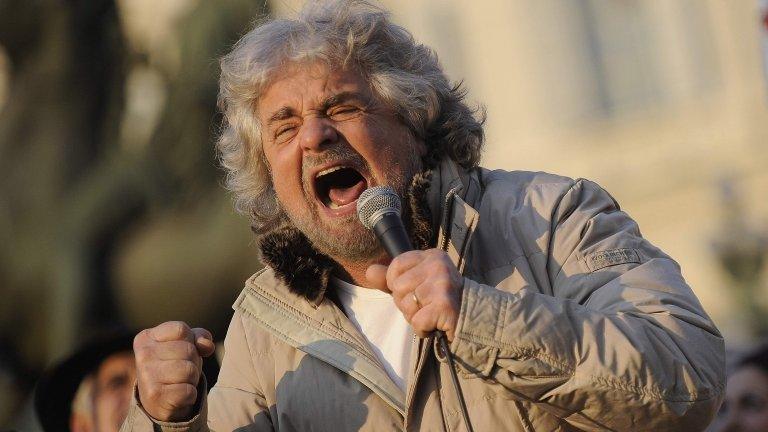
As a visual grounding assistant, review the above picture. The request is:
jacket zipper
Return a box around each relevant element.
[440,186,462,251]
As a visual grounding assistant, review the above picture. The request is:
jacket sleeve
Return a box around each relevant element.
[120,311,274,432]
[448,179,725,431]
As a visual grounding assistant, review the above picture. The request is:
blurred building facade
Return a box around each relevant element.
[272,0,768,345]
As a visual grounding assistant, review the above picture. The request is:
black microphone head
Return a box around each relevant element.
[356,186,401,229]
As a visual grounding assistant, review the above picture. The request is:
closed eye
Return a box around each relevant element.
[274,123,299,142]
[277,125,296,135]
[329,106,361,120]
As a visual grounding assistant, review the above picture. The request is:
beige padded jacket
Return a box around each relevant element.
[120,158,725,431]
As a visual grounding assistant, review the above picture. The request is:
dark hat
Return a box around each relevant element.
[33,329,219,432]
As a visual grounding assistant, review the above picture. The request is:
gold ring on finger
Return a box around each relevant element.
[412,292,421,309]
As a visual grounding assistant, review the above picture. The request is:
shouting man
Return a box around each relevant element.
[121,1,725,431]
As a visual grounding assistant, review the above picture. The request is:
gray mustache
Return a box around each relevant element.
[302,145,368,180]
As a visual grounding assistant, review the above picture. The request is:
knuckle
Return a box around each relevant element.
[387,260,402,280]
[184,361,199,381]
[183,383,197,400]
[134,329,150,348]
[390,252,416,274]
[168,321,188,339]
[395,252,414,264]
[183,341,197,358]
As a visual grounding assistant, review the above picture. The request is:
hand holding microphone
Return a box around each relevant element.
[357,186,463,341]
[366,250,463,340]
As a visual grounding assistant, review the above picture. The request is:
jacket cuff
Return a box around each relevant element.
[448,278,503,377]
[122,378,208,432]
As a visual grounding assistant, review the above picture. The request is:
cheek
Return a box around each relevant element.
[271,155,300,184]
[271,177,299,210]
[344,122,397,171]
[265,147,303,195]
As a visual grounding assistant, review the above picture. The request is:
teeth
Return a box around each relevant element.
[317,166,347,177]
[327,201,356,210]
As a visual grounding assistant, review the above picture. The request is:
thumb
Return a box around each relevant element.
[192,328,215,358]
[365,264,390,293]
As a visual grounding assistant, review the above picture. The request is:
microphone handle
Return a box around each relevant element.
[372,212,413,257]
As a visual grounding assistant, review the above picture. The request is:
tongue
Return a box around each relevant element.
[328,179,366,206]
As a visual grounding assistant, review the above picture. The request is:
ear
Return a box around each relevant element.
[259,145,273,175]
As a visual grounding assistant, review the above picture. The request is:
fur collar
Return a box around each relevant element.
[258,170,435,304]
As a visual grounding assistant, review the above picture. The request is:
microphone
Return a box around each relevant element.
[356,185,474,432]
[356,186,413,257]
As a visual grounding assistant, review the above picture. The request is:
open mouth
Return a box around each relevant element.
[314,166,368,210]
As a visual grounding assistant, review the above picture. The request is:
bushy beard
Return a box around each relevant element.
[282,144,422,262]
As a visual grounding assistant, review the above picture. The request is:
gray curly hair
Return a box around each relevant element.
[217,0,484,234]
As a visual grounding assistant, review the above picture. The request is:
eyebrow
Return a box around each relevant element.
[319,91,369,112]
[266,106,295,126]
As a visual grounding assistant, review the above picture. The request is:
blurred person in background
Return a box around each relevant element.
[35,332,137,432]
[711,344,768,432]
[34,331,218,432]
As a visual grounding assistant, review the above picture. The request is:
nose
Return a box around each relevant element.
[299,116,338,153]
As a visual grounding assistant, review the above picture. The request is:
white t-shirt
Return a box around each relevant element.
[334,277,413,392]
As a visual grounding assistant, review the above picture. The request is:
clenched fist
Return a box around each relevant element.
[133,321,215,421]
